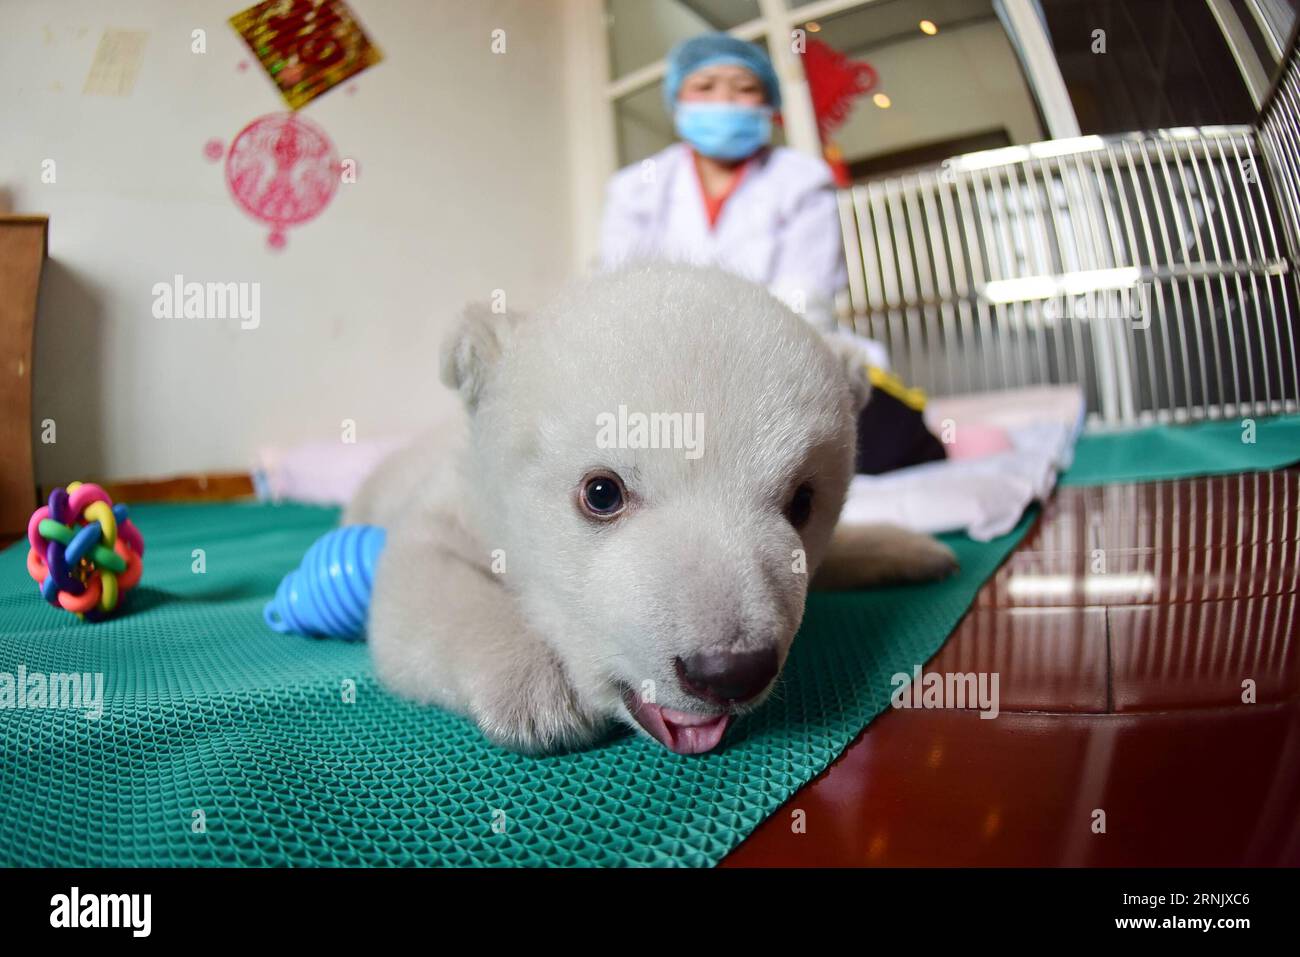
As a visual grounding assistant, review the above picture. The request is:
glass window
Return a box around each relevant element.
[606,0,762,79]
[1038,0,1259,132]
[798,0,1046,180]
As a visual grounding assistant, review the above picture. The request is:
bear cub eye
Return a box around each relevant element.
[580,473,626,519]
[785,483,814,529]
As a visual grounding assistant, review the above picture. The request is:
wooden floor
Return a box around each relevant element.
[723,468,1300,866]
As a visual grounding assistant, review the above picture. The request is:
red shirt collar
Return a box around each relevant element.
[689,147,762,229]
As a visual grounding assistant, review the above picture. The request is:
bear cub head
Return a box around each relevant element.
[442,263,871,754]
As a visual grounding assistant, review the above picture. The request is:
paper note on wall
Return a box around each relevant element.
[229,0,383,110]
[82,29,149,96]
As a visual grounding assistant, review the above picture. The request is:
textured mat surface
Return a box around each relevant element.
[1063,413,1300,486]
[0,501,1030,866]
[5,415,1291,866]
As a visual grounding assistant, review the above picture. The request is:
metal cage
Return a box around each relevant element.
[837,51,1300,429]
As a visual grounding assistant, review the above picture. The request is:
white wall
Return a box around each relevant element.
[0,0,583,485]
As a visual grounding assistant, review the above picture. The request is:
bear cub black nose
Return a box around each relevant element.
[674,647,778,705]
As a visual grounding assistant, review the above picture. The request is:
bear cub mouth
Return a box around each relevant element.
[619,684,733,755]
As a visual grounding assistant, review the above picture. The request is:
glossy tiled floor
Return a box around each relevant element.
[723,468,1300,866]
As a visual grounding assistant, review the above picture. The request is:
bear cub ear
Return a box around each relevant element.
[439,303,520,412]
[821,331,875,413]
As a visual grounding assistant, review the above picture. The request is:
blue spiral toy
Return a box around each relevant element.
[264,525,386,640]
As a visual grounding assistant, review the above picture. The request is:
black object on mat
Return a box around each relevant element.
[855,389,947,475]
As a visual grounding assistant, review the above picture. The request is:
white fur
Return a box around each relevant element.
[346,263,955,753]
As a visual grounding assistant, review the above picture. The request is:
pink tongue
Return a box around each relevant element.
[628,697,731,754]
[664,712,730,754]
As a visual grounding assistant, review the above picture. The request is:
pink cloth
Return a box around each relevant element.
[944,422,1014,460]
[254,437,411,506]
[924,385,1086,436]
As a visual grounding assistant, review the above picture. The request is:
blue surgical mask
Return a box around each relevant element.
[674,102,772,161]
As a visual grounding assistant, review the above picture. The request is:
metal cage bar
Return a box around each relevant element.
[839,116,1300,428]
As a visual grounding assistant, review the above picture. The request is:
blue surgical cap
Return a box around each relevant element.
[663,33,782,111]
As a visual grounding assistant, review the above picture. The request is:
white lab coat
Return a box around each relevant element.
[600,142,849,331]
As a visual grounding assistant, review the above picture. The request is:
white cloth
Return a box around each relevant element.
[600,143,849,331]
[840,386,1086,541]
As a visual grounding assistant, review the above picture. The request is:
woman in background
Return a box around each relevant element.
[600,32,944,474]
[600,33,850,333]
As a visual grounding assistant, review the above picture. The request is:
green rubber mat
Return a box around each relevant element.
[0,501,1032,866]
[3,415,1292,865]
[1063,413,1300,486]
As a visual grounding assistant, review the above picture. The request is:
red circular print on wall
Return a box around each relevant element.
[224,112,340,250]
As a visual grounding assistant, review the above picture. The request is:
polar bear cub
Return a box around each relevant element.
[345,263,956,755]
